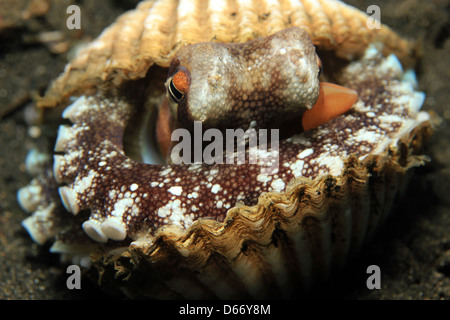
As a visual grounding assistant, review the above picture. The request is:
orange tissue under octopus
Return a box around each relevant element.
[302,82,358,131]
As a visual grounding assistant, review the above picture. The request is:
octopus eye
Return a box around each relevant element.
[169,78,184,103]
[168,69,190,104]
[316,55,323,77]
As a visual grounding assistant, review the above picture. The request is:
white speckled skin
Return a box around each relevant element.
[18,43,428,248]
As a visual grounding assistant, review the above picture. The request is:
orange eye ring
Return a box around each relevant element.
[168,69,190,103]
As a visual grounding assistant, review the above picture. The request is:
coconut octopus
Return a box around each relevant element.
[18,0,432,298]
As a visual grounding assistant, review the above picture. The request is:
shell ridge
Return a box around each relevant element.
[287,0,312,36]
[259,0,287,34]
[235,0,265,40]
[208,0,240,43]
[175,0,211,45]
[301,0,334,46]
[108,2,150,76]
[317,0,350,45]
[135,0,176,73]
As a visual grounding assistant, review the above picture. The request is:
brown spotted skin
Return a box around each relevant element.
[56,94,282,235]
[54,56,420,239]
[165,27,320,133]
[24,28,426,245]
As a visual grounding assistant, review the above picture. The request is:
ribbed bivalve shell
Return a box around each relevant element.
[39,0,413,108]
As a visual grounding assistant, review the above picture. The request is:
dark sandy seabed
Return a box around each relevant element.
[0,0,449,301]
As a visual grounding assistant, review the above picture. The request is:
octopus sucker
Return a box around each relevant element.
[18,0,433,298]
